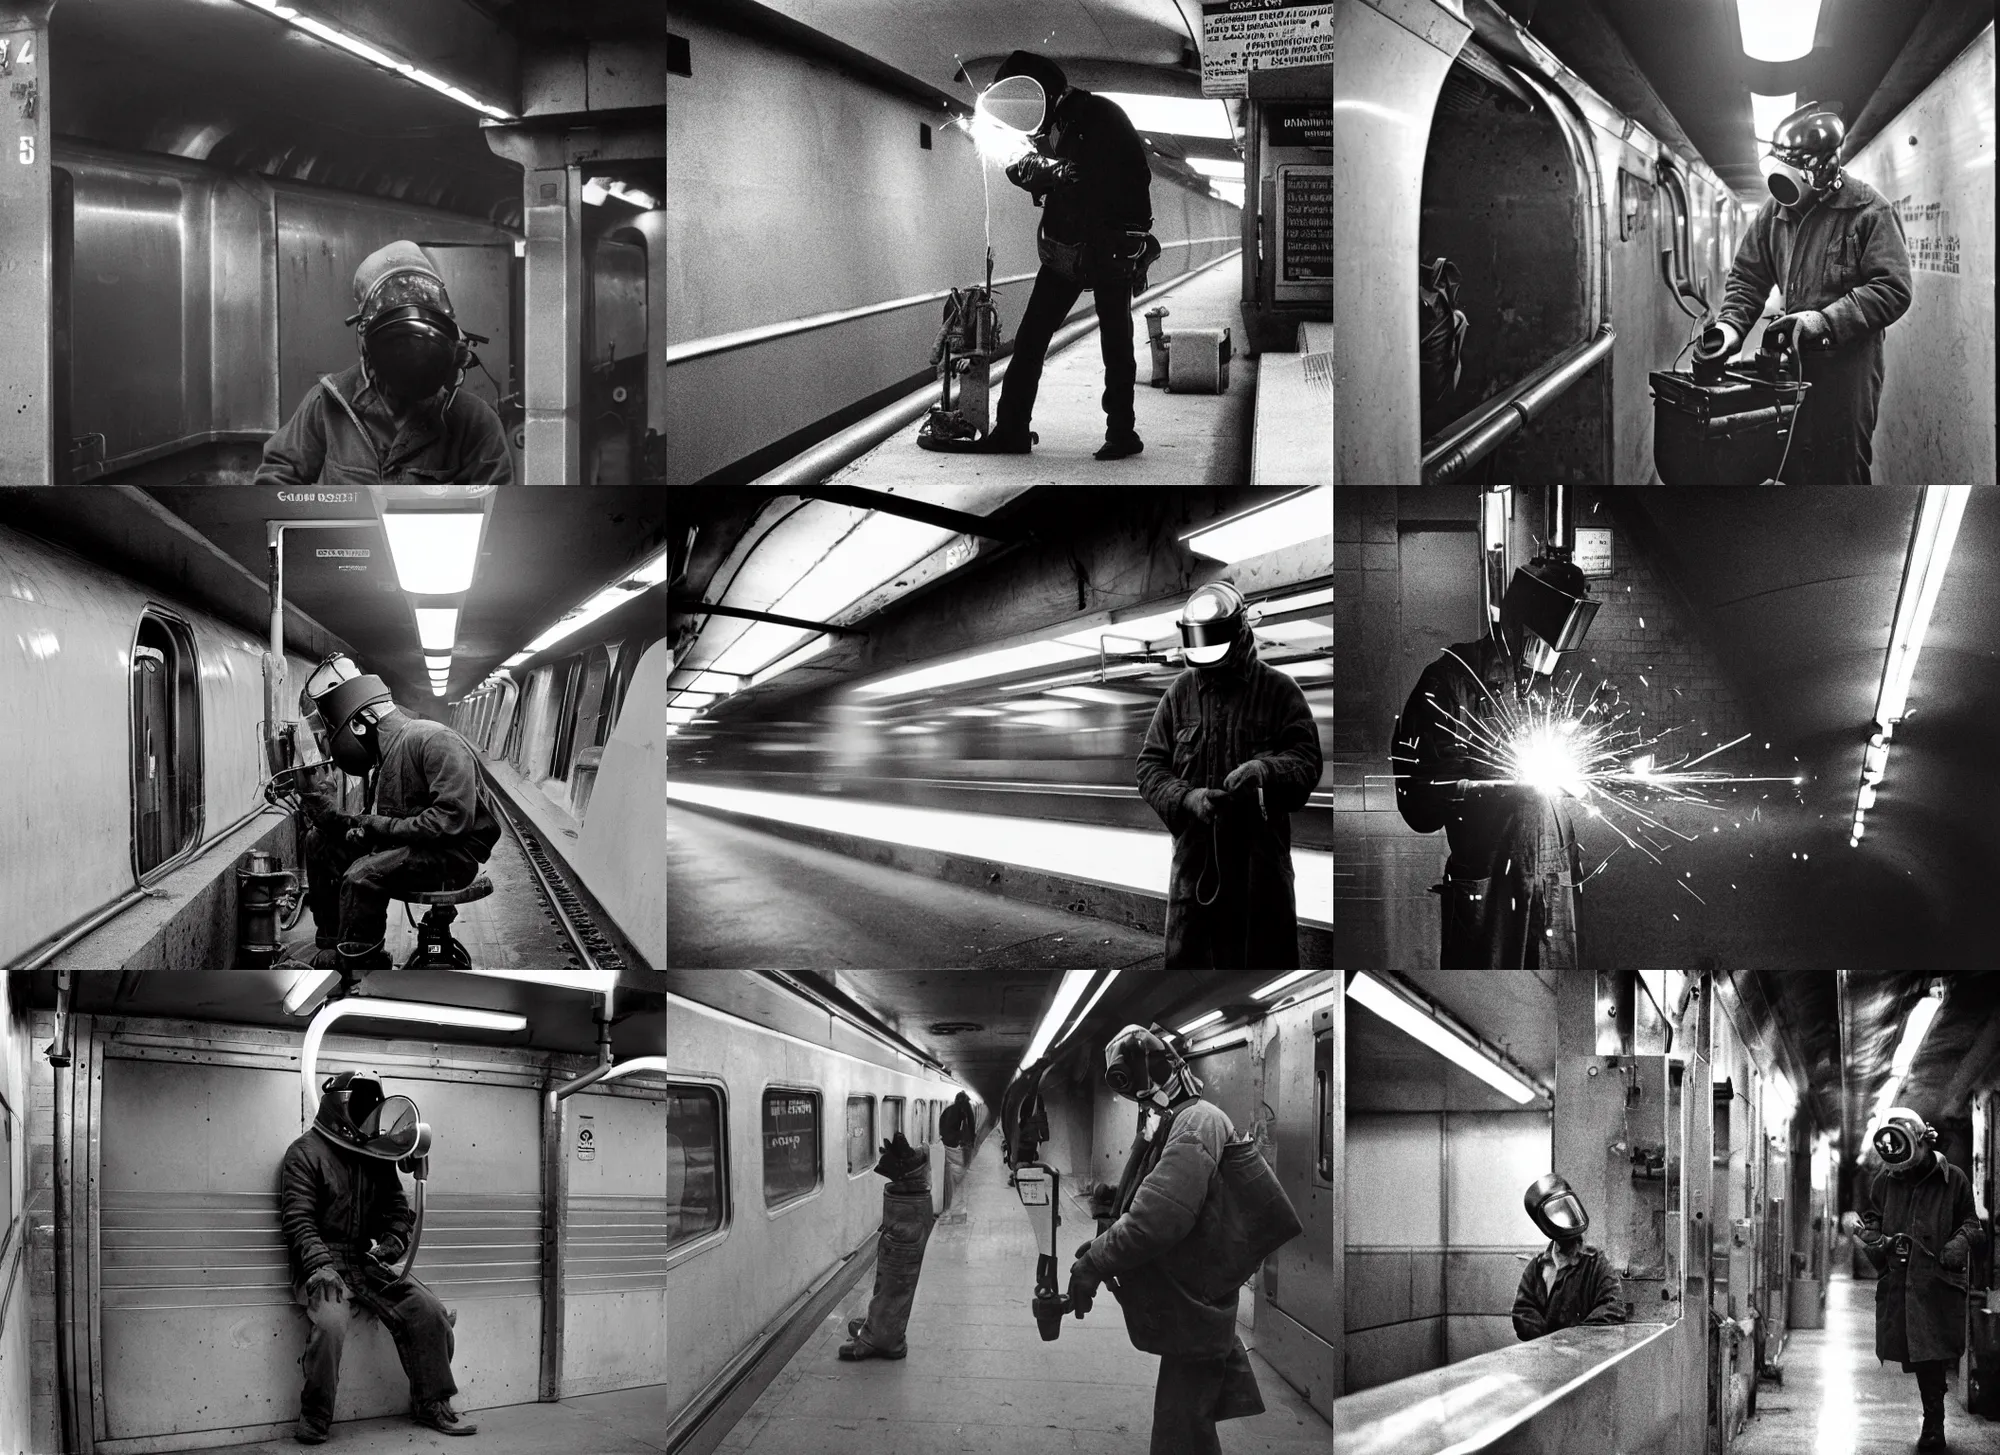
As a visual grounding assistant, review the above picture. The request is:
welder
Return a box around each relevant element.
[973,50,1158,460]
[1512,1174,1626,1339]
[1692,102,1911,484]
[1136,582,1324,969]
[1393,557,1597,969]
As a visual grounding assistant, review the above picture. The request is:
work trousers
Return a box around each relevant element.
[1916,1359,1948,1420]
[294,1273,458,1425]
[1150,1336,1265,1455]
[995,265,1137,440]
[306,825,479,949]
[853,1189,936,1355]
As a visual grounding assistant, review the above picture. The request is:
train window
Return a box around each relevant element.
[131,610,202,876]
[572,646,614,756]
[548,656,586,781]
[883,1096,905,1141]
[913,1099,927,1146]
[846,1095,876,1175]
[763,1088,821,1207]
[666,1084,724,1251]
[1315,1028,1334,1185]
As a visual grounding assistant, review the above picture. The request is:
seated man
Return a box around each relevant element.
[254,240,514,485]
[1513,1174,1626,1339]
[279,1071,476,1442]
[299,654,500,970]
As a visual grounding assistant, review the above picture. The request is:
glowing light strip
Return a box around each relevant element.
[236,0,514,119]
[1346,973,1539,1104]
[1019,971,1096,1074]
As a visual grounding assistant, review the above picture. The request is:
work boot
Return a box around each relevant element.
[411,1399,478,1436]
[1917,1418,1945,1450]
[847,1318,865,1340]
[838,1338,906,1361]
[294,1412,330,1445]
[970,428,1036,454]
[1094,432,1144,460]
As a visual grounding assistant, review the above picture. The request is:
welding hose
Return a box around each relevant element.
[396,1181,426,1282]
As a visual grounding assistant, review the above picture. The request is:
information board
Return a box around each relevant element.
[1277,165,1332,286]
[1201,0,1335,98]
[1266,102,1331,149]
[1574,528,1615,578]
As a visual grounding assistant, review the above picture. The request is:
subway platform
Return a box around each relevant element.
[197,1385,680,1454]
[715,1134,1330,1455]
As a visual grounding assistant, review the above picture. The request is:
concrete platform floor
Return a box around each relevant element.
[717,1135,1330,1455]
[826,255,1255,489]
[667,802,1165,970]
[1732,1273,2000,1454]
[196,1382,678,1453]
[280,811,577,970]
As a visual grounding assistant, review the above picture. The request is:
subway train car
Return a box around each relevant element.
[1333,0,1995,485]
[0,968,669,1455]
[1,0,664,486]
[657,969,1338,1454]
[1332,968,2000,1455]
[0,486,666,973]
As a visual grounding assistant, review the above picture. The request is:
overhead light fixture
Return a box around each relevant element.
[522,548,669,655]
[857,640,1096,700]
[1857,784,1877,811]
[1252,970,1314,1000]
[671,669,743,694]
[1876,486,1969,729]
[457,969,619,997]
[235,0,515,118]
[1176,1009,1224,1036]
[1889,983,1945,1079]
[1048,685,1153,706]
[424,654,452,671]
[750,633,834,689]
[1054,970,1123,1050]
[431,684,447,696]
[1099,92,1237,140]
[502,651,532,668]
[1750,91,1797,144]
[283,970,341,1015]
[1734,0,1822,63]
[1347,972,1539,1105]
[1020,971,1096,1074]
[382,512,484,595]
[414,608,459,652]
[1183,487,1333,564]
[1277,660,1335,681]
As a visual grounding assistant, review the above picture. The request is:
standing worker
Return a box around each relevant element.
[1512,1174,1626,1340]
[1693,102,1911,484]
[839,1134,936,1361]
[973,49,1158,460]
[1855,1108,1982,1451]
[1136,582,1324,969]
[938,1091,975,1211]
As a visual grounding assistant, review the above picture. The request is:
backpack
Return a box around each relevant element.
[939,1101,968,1149]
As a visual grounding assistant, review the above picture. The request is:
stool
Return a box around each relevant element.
[396,876,493,969]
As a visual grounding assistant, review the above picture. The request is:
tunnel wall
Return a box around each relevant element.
[1845,23,1996,486]
[664,7,1242,486]
[0,975,32,1455]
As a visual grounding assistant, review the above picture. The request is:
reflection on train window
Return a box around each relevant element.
[667,1084,724,1250]
[763,1088,821,1207]
[912,1099,927,1146]
[846,1095,876,1175]
[131,609,202,876]
[1315,1028,1334,1184]
[882,1095,905,1142]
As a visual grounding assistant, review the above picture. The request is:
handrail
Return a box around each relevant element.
[1421,323,1616,485]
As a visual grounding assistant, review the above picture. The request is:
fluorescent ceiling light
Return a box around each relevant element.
[502,652,532,667]
[1751,91,1797,144]
[750,633,834,688]
[523,548,669,654]
[1020,970,1096,1072]
[1734,0,1822,63]
[1889,986,1944,1078]
[1260,586,1337,615]
[1252,970,1314,1000]
[1176,1009,1224,1035]
[950,706,1005,718]
[414,608,458,651]
[424,654,452,670]
[856,640,1096,699]
[1876,486,1969,727]
[705,619,814,678]
[1276,660,1334,681]
[1347,972,1538,1104]
[284,970,341,1015]
[1101,93,1237,140]
[1055,607,1188,652]
[1054,970,1122,1050]
[457,969,619,997]
[382,512,483,594]
[431,684,447,696]
[1049,685,1154,706]
[670,691,717,710]
[671,669,743,694]
[1183,158,1244,179]
[1184,486,1333,563]
[236,0,514,118]
[1256,619,1333,644]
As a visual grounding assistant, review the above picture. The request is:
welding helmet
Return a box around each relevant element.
[1873,1107,1937,1175]
[1104,1023,1203,1108]
[1179,581,1248,668]
[1763,103,1845,208]
[302,652,395,774]
[347,241,485,407]
[1498,558,1597,676]
[312,1071,432,1163]
[1524,1173,1591,1242]
[992,50,1069,135]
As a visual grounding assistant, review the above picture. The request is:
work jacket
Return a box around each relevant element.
[1008,88,1153,246]
[1713,172,1913,484]
[1512,1243,1627,1340]
[277,1129,416,1289]
[1085,1097,1240,1359]
[363,713,501,861]
[1136,636,1324,969]
[254,364,514,487]
[1394,637,1580,969]
[1860,1153,1982,1365]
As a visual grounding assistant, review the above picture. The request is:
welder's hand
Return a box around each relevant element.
[1773,309,1831,350]
[346,814,396,847]
[1068,1243,1103,1303]
[1184,788,1221,825]
[1693,321,1741,362]
[1222,760,1267,798]
[1006,152,1078,194]
[1943,1235,1970,1273]
[305,1267,349,1308]
[368,1235,407,1268]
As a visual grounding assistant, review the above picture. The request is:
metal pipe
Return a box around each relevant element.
[747,251,1241,492]
[1422,324,1617,485]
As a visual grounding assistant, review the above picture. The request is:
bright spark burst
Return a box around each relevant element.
[959,106,1035,166]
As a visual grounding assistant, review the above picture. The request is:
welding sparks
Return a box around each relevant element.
[960,105,1035,166]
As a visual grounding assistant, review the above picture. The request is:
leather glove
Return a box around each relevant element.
[1943,1235,1970,1273]
[1005,152,1078,195]
[1222,759,1267,799]
[1184,787,1221,825]
[367,1235,407,1268]
[347,814,396,848]
[1693,321,1741,362]
[1068,1241,1103,1297]
[1776,309,1832,350]
[305,1267,348,1307]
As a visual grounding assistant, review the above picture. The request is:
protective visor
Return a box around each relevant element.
[1500,568,1598,658]
[979,75,1048,135]
[1178,585,1246,656]
[350,1094,430,1161]
[1763,154,1821,208]
[346,270,455,329]
[1535,1190,1588,1234]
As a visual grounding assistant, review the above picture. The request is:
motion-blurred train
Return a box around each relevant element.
[1333,0,1994,485]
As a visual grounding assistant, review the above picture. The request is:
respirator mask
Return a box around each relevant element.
[347,258,487,409]
[1104,1024,1202,1109]
[1873,1107,1937,1176]
[1762,102,1845,209]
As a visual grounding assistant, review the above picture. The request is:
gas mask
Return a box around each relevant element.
[1873,1107,1937,1176]
[1104,1024,1203,1109]
[1497,559,1597,678]
[1178,581,1248,669]
[1762,102,1845,208]
[312,1071,432,1164]
[346,241,486,409]
[302,652,395,774]
[1524,1173,1590,1244]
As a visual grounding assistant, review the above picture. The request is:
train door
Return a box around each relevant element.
[131,611,201,877]
[586,227,650,485]
[1257,997,1336,1419]
[421,242,520,433]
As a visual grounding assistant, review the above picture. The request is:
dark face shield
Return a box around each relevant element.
[349,272,476,404]
[1179,583,1247,667]
[310,672,394,774]
[980,75,1047,135]
[1525,1173,1591,1241]
[315,1075,433,1162]
[1499,566,1598,676]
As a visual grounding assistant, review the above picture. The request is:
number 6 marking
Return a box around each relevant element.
[18,136,32,164]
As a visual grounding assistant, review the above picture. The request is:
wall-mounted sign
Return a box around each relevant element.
[314,548,371,559]
[1265,102,1330,149]
[1574,527,1614,578]
[1276,165,1332,293]
[1200,0,1334,98]
[575,1113,596,1162]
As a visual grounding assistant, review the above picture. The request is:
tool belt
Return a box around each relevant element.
[1040,227,1161,290]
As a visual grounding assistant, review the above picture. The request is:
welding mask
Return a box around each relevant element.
[312,1071,432,1163]
[1104,1024,1202,1108]
[302,653,394,774]
[1763,103,1845,208]
[1179,581,1247,668]
[1525,1173,1590,1242]
[347,241,484,407]
[1498,559,1597,676]
[1873,1107,1936,1175]
[993,50,1068,136]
